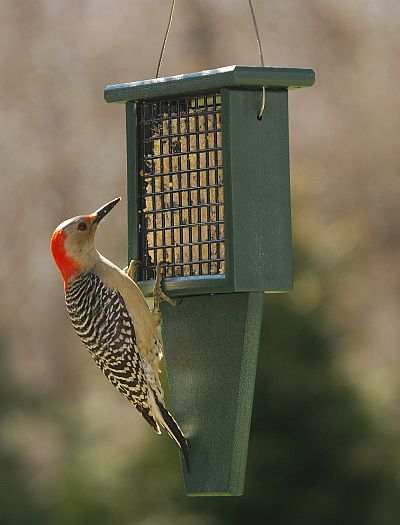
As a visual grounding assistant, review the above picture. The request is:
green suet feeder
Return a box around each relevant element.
[105,65,315,496]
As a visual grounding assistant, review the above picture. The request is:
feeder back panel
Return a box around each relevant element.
[105,66,315,496]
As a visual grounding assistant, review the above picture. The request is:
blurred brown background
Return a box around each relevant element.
[1,1,399,524]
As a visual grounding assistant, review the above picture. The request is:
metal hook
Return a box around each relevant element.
[248,0,266,120]
[258,86,266,120]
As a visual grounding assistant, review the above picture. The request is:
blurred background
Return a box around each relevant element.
[1,1,400,523]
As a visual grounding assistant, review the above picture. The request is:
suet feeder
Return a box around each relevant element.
[105,65,315,496]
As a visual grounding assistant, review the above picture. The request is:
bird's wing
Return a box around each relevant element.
[94,258,164,382]
[93,277,164,432]
[109,285,163,385]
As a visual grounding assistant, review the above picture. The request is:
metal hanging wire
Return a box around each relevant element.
[248,0,266,119]
[156,0,176,78]
[155,0,265,118]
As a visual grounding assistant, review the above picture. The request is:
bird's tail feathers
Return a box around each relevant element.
[152,392,190,472]
[137,404,162,435]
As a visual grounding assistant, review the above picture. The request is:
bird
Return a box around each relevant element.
[50,197,189,469]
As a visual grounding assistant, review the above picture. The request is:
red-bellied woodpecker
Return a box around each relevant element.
[50,197,189,468]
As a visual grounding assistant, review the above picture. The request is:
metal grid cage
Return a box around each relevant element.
[138,94,225,280]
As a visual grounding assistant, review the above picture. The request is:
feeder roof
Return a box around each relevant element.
[104,65,315,103]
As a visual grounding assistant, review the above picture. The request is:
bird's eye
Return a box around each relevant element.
[77,221,87,231]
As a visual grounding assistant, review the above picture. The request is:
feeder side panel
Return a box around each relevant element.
[126,101,140,264]
[223,89,293,292]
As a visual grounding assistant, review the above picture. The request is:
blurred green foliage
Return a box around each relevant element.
[0,345,44,524]
[1,251,399,525]
[187,295,400,525]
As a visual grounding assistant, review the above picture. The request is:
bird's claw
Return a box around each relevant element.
[124,259,141,282]
[153,262,176,311]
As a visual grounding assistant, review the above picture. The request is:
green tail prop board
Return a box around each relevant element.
[161,292,263,496]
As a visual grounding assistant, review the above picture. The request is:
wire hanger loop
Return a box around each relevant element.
[156,0,266,119]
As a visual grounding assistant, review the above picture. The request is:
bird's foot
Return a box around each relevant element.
[124,259,141,282]
[153,262,176,312]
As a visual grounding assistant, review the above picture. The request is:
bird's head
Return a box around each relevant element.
[50,197,120,287]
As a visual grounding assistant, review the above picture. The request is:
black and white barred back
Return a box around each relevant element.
[65,271,160,432]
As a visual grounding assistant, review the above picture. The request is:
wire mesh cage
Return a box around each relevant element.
[138,94,225,280]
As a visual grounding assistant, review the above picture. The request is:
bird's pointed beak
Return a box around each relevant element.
[93,197,121,224]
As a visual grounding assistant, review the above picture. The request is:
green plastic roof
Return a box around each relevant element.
[104,65,315,103]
